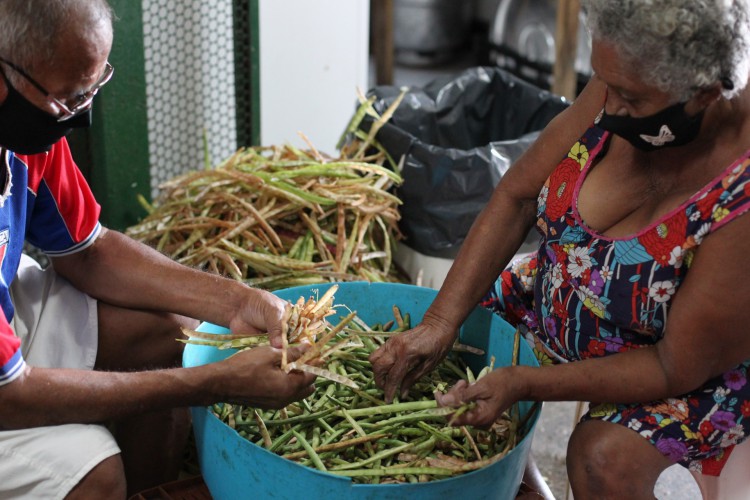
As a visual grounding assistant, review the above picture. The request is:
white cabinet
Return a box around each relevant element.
[258,0,370,155]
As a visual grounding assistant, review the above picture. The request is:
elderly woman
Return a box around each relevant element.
[370,1,750,497]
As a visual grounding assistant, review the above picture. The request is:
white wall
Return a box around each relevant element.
[258,0,370,156]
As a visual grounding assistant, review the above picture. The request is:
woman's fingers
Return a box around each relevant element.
[368,343,393,388]
[370,337,413,402]
[371,325,456,402]
[381,354,412,403]
[399,359,431,400]
[434,379,499,428]
[435,379,469,407]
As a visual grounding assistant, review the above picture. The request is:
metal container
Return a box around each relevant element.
[183,281,541,500]
[393,0,474,66]
[489,0,592,90]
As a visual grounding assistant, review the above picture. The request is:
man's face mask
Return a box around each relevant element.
[595,100,704,152]
[0,72,91,155]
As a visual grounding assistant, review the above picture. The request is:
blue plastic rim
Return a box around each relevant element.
[183,281,541,500]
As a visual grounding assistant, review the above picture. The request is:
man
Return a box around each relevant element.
[0,1,316,497]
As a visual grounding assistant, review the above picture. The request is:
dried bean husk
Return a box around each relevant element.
[126,95,409,290]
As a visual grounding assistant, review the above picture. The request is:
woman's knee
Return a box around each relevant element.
[66,454,126,500]
[567,420,671,499]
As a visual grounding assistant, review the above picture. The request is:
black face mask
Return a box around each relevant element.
[595,101,704,152]
[0,73,91,155]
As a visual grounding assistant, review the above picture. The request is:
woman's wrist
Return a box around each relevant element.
[502,365,533,402]
[420,309,460,343]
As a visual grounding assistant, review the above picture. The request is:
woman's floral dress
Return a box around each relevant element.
[482,125,750,475]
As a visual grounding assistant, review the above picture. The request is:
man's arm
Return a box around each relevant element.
[0,344,315,429]
[50,228,287,344]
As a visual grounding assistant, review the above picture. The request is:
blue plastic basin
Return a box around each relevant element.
[183,281,541,499]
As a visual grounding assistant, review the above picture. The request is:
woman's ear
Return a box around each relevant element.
[686,83,723,114]
[0,73,7,104]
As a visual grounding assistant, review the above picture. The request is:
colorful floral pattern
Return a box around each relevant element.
[482,125,750,475]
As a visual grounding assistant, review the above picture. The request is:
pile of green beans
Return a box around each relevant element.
[210,311,531,484]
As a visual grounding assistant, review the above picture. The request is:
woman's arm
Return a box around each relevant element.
[371,78,607,401]
[429,78,605,329]
[441,213,750,426]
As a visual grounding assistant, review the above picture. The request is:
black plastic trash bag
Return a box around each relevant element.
[364,66,570,259]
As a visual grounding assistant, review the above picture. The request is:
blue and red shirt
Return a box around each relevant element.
[0,138,101,386]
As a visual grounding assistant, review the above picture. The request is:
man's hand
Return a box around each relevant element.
[219,344,316,409]
[434,368,514,429]
[370,320,457,403]
[228,288,289,348]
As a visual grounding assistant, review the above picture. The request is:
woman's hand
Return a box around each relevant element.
[218,344,317,409]
[370,318,458,402]
[435,368,516,429]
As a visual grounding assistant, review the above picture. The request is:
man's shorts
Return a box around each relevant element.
[0,424,120,499]
[11,254,98,369]
[0,254,120,499]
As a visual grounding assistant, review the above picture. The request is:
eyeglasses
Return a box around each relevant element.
[0,56,113,122]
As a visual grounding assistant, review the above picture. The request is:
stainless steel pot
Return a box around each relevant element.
[393,0,474,66]
[489,0,591,90]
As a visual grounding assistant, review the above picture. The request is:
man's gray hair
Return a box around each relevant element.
[0,0,114,85]
[581,0,750,101]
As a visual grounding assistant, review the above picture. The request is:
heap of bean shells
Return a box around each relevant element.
[126,92,410,291]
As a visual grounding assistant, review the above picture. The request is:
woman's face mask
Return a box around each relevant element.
[595,100,704,152]
[0,73,91,155]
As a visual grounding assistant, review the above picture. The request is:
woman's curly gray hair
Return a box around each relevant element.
[581,0,750,100]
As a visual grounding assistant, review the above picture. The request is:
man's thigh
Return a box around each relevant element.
[95,302,196,371]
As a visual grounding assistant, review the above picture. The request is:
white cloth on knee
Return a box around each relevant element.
[0,424,120,500]
[9,253,98,369]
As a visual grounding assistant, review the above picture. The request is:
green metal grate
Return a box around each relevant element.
[70,0,259,230]
[233,0,261,147]
[142,0,239,197]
